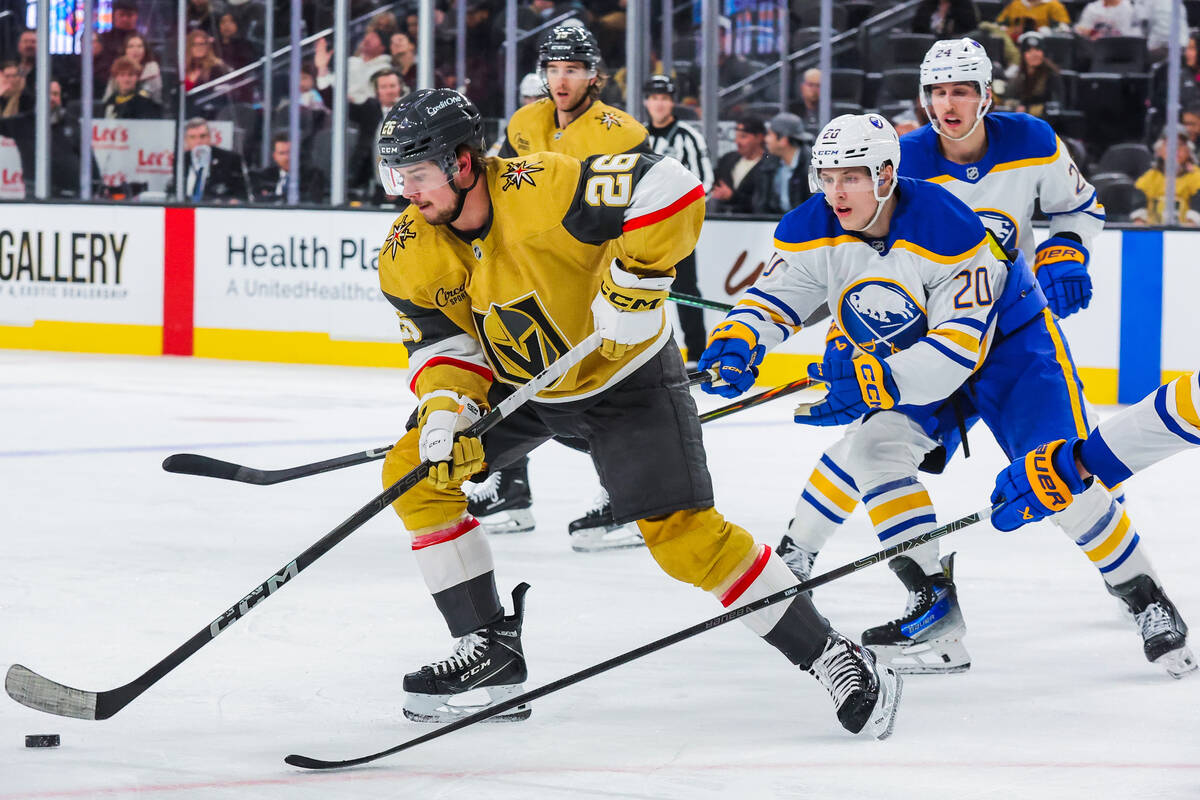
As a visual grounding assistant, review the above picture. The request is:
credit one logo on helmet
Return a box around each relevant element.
[426,97,460,116]
[837,278,926,355]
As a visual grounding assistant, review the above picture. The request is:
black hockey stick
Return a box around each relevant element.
[159,369,720,486]
[285,506,992,770]
[5,332,605,721]
[669,291,831,325]
[698,376,812,423]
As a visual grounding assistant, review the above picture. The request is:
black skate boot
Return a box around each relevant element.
[807,631,902,739]
[567,490,643,553]
[402,583,532,722]
[861,553,970,674]
[1109,574,1198,679]
[776,530,817,591]
[466,466,535,534]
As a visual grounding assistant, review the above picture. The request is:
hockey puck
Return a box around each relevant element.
[24,734,60,748]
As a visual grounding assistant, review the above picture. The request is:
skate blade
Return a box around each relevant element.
[864,667,903,741]
[1157,646,1199,679]
[402,684,532,723]
[868,632,970,675]
[570,524,645,553]
[476,508,536,535]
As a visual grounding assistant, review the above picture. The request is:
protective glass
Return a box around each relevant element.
[538,62,597,85]
[811,167,879,196]
[376,159,455,197]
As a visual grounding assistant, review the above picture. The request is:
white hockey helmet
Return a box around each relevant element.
[919,37,993,141]
[810,113,901,230]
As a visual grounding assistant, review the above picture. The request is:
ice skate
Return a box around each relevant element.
[466,468,535,534]
[807,631,902,739]
[776,532,817,590]
[861,553,970,674]
[1110,574,1198,679]
[402,584,532,722]
[568,490,644,552]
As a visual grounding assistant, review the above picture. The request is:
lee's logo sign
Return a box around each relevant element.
[1,168,21,186]
[92,124,130,144]
[137,149,173,168]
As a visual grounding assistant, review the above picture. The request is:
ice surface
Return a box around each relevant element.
[1,350,1197,799]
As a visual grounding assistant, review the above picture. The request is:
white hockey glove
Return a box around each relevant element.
[590,259,671,360]
[417,391,485,489]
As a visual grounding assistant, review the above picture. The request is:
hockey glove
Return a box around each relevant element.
[591,259,671,361]
[697,320,765,398]
[418,391,485,490]
[1034,236,1092,318]
[794,352,898,426]
[823,321,855,365]
[990,438,1090,532]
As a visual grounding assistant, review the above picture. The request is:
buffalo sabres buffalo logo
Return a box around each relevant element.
[500,159,544,190]
[976,208,1019,250]
[383,218,418,258]
[596,111,623,130]
[838,279,927,355]
[472,292,571,385]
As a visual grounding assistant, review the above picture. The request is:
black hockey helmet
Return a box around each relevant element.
[642,74,676,98]
[537,23,602,72]
[376,88,483,195]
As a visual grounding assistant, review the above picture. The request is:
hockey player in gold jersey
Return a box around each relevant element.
[375,88,902,739]
[480,23,651,548]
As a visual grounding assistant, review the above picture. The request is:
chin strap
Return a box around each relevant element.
[558,93,593,121]
[448,167,483,225]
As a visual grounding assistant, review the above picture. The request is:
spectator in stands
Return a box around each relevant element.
[520,72,544,105]
[1182,105,1200,147]
[251,132,327,204]
[997,0,1071,39]
[104,57,164,119]
[1007,32,1065,117]
[0,79,93,198]
[1132,131,1200,224]
[187,0,222,33]
[1,62,33,118]
[765,111,810,212]
[390,31,446,90]
[184,29,231,92]
[102,34,162,105]
[368,10,401,44]
[216,13,255,70]
[345,67,407,201]
[172,117,250,203]
[1135,0,1188,62]
[793,68,821,135]
[911,0,980,35]
[16,29,36,81]
[295,64,328,110]
[314,30,392,105]
[95,0,140,94]
[1075,0,1142,38]
[708,116,781,215]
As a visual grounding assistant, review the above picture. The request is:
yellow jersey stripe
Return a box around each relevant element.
[1042,308,1087,437]
[741,298,790,325]
[929,327,981,354]
[1087,512,1133,563]
[810,470,858,514]
[1174,372,1200,430]
[989,139,1062,175]
[868,490,933,527]
[926,175,955,184]
[773,234,860,252]
[891,236,987,265]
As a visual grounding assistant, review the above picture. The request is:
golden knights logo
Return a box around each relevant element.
[383,218,418,258]
[472,292,570,384]
[500,160,544,191]
[596,111,623,130]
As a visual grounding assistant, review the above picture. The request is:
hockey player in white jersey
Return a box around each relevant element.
[991,373,1198,677]
[774,38,1120,673]
[698,112,1190,678]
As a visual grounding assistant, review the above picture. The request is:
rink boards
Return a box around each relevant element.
[0,203,1190,403]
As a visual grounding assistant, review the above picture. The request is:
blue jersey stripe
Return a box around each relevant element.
[925,336,977,369]
[1154,384,1200,446]
[746,286,803,326]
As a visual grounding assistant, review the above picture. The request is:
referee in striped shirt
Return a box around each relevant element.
[643,74,713,364]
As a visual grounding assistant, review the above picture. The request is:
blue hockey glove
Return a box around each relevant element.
[823,321,855,365]
[697,320,765,398]
[794,351,898,426]
[1034,236,1092,318]
[990,438,1090,532]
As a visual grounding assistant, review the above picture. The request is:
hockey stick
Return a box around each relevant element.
[5,332,605,722]
[669,291,831,326]
[285,506,992,770]
[160,369,721,486]
[698,376,812,423]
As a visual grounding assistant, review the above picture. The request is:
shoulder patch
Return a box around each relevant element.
[595,110,624,130]
[383,217,418,259]
[500,159,545,190]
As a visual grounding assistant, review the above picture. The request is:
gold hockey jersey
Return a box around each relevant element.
[499,98,650,160]
[379,151,704,405]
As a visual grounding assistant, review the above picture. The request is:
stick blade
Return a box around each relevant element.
[285,753,352,770]
[6,664,98,720]
[162,454,249,482]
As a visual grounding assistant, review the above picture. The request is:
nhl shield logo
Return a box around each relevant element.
[966,166,979,180]
[838,279,927,355]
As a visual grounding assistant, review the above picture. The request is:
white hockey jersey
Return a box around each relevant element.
[1079,371,1200,486]
[900,113,1104,259]
[723,176,1010,407]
